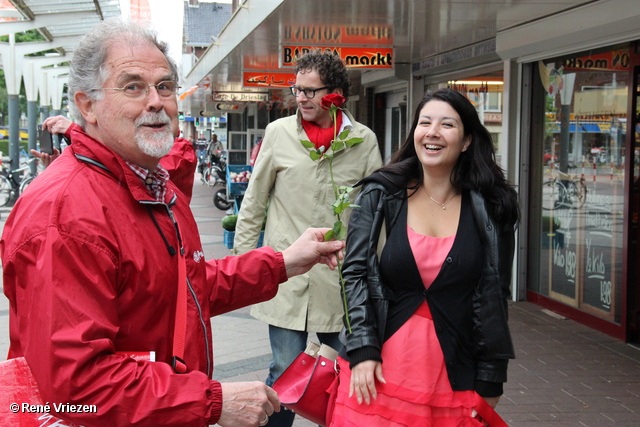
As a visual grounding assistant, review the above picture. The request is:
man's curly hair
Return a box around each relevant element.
[294,49,351,100]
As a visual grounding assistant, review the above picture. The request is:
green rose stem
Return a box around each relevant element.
[327,119,350,333]
[300,99,363,333]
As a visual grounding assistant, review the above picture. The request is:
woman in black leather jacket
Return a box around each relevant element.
[329,89,519,426]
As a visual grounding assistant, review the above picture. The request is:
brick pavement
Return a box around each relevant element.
[1,174,640,426]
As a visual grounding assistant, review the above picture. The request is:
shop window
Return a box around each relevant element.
[227,112,246,132]
[484,91,502,112]
[257,105,269,129]
[227,133,247,165]
[529,44,636,325]
[447,77,505,167]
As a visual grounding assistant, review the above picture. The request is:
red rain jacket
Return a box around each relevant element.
[1,127,286,426]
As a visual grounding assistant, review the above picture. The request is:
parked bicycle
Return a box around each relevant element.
[200,150,232,210]
[0,157,39,207]
[542,164,587,210]
[201,149,226,185]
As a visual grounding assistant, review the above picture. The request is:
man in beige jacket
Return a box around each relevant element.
[233,50,382,426]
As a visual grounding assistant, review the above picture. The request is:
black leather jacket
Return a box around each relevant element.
[341,174,516,397]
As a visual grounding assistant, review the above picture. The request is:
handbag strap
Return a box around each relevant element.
[474,393,508,427]
[171,223,188,374]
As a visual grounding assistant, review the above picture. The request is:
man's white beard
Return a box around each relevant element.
[135,129,174,159]
[134,112,174,159]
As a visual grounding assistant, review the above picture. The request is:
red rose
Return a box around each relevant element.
[321,93,346,110]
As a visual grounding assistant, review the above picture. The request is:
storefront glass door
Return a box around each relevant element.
[530,44,638,329]
[629,65,640,344]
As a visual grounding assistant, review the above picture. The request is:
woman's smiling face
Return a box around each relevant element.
[413,99,471,172]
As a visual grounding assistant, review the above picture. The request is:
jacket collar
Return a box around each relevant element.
[296,108,359,152]
[68,126,161,203]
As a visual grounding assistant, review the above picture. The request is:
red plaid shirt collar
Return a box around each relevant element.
[126,162,171,202]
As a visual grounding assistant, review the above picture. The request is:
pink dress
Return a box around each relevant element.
[329,226,482,427]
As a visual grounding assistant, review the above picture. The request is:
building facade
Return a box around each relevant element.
[178,0,640,345]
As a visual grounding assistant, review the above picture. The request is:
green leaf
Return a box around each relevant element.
[323,154,334,160]
[310,151,322,161]
[345,137,364,148]
[331,141,345,152]
[332,200,352,215]
[300,140,314,149]
[333,222,347,240]
[324,229,334,241]
[338,129,351,140]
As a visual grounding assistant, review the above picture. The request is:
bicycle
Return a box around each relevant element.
[0,157,39,207]
[542,163,587,210]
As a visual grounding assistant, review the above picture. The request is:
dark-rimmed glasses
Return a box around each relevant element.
[290,86,329,99]
[96,81,180,99]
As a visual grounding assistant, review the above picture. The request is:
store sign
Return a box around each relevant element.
[212,92,269,102]
[412,39,495,72]
[561,51,630,72]
[483,114,502,123]
[243,72,296,88]
[282,25,393,45]
[215,103,241,111]
[281,46,393,68]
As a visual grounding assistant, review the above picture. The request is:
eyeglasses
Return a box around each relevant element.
[96,80,180,98]
[290,86,329,99]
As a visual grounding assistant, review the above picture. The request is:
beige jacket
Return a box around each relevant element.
[233,110,382,332]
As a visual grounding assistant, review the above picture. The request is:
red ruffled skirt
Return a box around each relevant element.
[329,302,482,427]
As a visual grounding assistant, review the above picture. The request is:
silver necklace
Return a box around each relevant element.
[421,186,458,210]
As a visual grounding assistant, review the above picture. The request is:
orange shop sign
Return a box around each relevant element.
[281,46,393,69]
[282,25,393,45]
[561,51,630,72]
[243,72,296,88]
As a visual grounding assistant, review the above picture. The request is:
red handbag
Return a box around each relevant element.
[474,393,509,427]
[272,342,339,426]
[0,352,155,427]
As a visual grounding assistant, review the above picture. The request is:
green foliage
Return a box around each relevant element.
[0,140,29,156]
[0,29,47,43]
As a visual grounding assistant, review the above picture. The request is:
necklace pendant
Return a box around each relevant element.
[442,205,446,210]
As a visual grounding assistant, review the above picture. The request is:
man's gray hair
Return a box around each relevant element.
[68,18,178,128]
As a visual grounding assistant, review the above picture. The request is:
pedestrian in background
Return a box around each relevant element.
[232,50,382,426]
[330,88,518,426]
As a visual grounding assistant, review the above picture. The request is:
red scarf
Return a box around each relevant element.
[301,112,343,152]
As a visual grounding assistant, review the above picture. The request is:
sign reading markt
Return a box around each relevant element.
[281,46,393,69]
[212,92,269,102]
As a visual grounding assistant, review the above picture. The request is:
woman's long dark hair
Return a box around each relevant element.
[376,88,519,226]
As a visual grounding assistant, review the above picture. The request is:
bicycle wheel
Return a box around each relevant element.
[19,175,35,195]
[203,167,212,185]
[0,175,12,207]
[542,180,568,210]
[568,179,587,209]
[213,188,232,211]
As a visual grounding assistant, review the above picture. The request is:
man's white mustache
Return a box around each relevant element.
[136,112,171,127]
